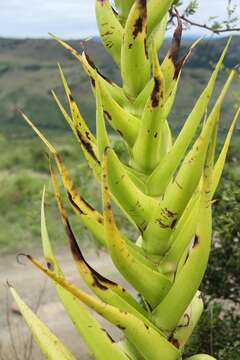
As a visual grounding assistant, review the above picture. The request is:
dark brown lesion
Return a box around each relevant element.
[69,94,74,102]
[104,110,112,121]
[133,16,143,39]
[76,129,100,164]
[155,208,178,229]
[116,129,123,136]
[67,190,98,216]
[62,210,118,290]
[80,195,96,212]
[117,324,126,330]
[90,77,96,88]
[85,131,91,141]
[132,0,147,39]
[151,77,161,108]
[101,328,115,343]
[67,191,86,215]
[193,234,200,248]
[144,38,148,59]
[175,180,183,190]
[155,219,170,229]
[84,53,112,84]
[46,260,54,271]
[168,335,180,349]
[164,208,177,218]
[171,218,177,229]
[101,30,114,37]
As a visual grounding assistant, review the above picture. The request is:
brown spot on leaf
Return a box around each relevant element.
[168,335,180,349]
[117,325,126,331]
[117,129,123,137]
[76,129,100,164]
[63,212,117,290]
[151,78,161,107]
[85,131,91,141]
[90,77,96,88]
[46,261,54,271]
[132,0,147,39]
[164,208,177,218]
[102,328,115,343]
[175,181,183,190]
[69,94,74,102]
[156,219,170,229]
[193,234,199,248]
[171,219,177,229]
[85,53,112,84]
[81,196,95,212]
[133,16,143,39]
[144,37,148,59]
[104,111,112,121]
[67,191,85,215]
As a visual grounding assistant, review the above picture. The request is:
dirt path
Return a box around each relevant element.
[0,247,129,360]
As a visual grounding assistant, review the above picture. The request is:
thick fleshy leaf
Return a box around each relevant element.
[9,286,76,360]
[143,71,236,256]
[106,147,159,230]
[132,42,166,173]
[147,0,174,36]
[95,0,123,66]
[147,39,233,196]
[153,135,213,332]
[58,64,96,144]
[148,13,169,51]
[171,291,204,349]
[114,0,135,24]
[95,78,110,161]
[212,106,240,196]
[41,189,129,360]
[97,79,140,146]
[21,112,105,246]
[49,33,127,106]
[102,148,172,308]
[27,256,180,360]
[121,0,150,98]
[50,167,152,322]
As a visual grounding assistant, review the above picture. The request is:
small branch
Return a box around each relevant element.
[181,14,240,34]
[171,11,240,34]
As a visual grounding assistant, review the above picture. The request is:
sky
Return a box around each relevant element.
[0,0,239,39]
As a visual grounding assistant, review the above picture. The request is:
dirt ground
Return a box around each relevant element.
[0,246,130,360]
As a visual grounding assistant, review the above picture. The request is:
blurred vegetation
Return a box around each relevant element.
[0,37,240,135]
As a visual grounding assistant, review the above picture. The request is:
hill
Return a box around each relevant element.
[0,36,239,135]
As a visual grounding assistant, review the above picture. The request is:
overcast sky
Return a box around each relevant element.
[0,0,239,39]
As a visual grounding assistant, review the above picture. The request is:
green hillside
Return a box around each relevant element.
[0,36,239,135]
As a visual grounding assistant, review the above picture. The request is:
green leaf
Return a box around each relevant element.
[9,286,76,360]
[41,188,129,360]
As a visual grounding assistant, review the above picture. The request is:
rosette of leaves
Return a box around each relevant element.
[9,1,239,360]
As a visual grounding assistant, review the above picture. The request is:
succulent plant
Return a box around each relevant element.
[9,1,239,359]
